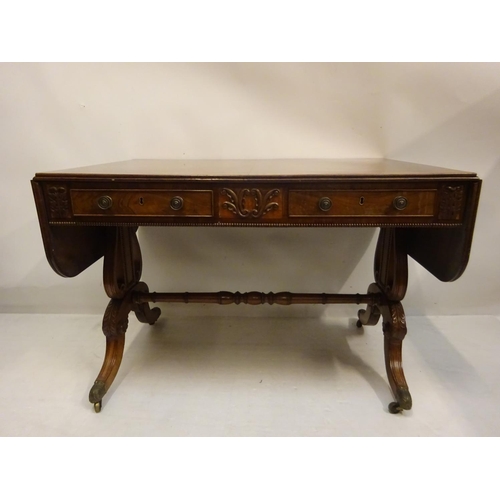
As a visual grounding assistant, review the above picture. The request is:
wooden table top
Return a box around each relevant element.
[35,158,477,179]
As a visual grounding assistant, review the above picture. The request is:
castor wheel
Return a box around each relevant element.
[388,402,403,414]
[356,319,363,328]
[94,401,102,413]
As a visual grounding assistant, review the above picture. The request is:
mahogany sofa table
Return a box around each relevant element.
[31,159,482,414]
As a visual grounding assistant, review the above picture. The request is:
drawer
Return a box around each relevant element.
[70,189,214,217]
[289,190,437,217]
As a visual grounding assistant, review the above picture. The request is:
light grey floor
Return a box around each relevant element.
[0,313,498,436]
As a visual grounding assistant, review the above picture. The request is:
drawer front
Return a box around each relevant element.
[289,190,437,217]
[70,189,214,217]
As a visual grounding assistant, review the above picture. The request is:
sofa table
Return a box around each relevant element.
[31,159,482,414]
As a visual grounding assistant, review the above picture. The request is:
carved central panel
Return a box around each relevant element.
[219,188,282,220]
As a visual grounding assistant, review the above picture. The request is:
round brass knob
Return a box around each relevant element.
[97,195,113,210]
[170,196,184,211]
[393,196,408,210]
[319,197,332,212]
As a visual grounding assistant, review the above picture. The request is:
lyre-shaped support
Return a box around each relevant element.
[89,282,161,412]
[90,226,413,414]
[357,228,412,414]
[89,226,160,412]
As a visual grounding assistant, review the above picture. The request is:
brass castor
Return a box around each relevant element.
[388,402,403,414]
[356,319,363,328]
[94,401,102,413]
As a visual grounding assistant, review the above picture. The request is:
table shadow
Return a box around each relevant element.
[106,314,394,413]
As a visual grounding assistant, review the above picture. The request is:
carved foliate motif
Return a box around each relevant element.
[438,185,464,220]
[221,188,280,218]
[47,185,71,218]
[385,301,407,338]
[102,298,129,339]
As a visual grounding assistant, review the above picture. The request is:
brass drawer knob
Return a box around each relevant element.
[318,197,332,212]
[170,196,184,211]
[97,195,113,210]
[393,196,408,210]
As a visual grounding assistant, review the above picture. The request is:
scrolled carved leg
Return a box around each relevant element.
[358,229,412,413]
[357,283,382,327]
[89,296,131,412]
[90,224,162,412]
[89,282,162,412]
[379,300,412,413]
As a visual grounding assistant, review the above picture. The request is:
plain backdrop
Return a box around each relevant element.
[0,62,499,317]
[1,2,499,492]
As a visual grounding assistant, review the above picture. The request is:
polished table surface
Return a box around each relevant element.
[37,158,477,178]
[32,158,482,414]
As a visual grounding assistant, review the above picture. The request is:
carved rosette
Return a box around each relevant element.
[47,185,71,218]
[220,188,281,219]
[438,185,464,220]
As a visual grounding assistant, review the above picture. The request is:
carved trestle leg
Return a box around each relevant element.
[380,301,412,413]
[89,297,129,413]
[357,228,412,413]
[89,227,160,412]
